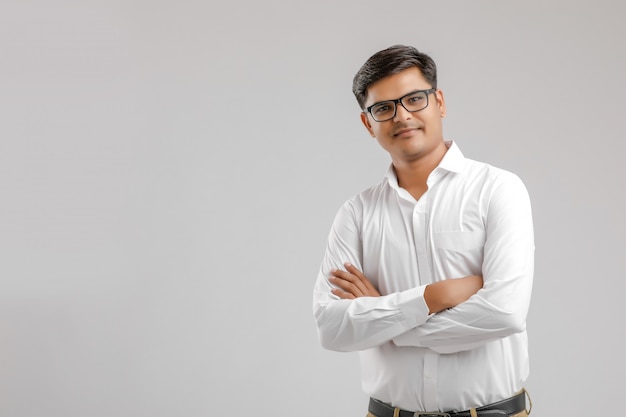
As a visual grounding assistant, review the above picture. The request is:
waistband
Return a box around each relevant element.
[368,390,529,417]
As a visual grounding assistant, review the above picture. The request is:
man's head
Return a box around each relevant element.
[353,45,446,166]
[352,45,438,111]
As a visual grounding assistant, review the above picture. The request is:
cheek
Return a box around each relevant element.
[374,136,391,151]
[423,114,443,132]
[368,123,385,138]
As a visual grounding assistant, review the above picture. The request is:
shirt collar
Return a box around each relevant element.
[437,140,466,174]
[384,140,467,189]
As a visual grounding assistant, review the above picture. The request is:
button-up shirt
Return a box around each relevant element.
[312,141,534,412]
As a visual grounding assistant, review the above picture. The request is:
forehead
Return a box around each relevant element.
[365,67,431,105]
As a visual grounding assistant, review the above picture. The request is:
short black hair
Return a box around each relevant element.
[352,45,438,110]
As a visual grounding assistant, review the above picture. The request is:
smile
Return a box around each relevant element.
[393,127,421,137]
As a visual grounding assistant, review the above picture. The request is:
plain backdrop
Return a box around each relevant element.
[1,1,625,416]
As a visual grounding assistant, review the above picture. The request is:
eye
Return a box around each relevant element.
[407,94,425,104]
[372,103,392,115]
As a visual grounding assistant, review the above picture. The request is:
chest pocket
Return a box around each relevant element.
[434,230,486,250]
[433,231,486,275]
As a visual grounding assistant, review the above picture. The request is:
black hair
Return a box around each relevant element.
[352,45,438,110]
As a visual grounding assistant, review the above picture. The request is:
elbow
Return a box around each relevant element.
[500,296,530,334]
[313,305,354,352]
[316,324,352,352]
[498,310,527,336]
[313,306,341,352]
[480,286,531,336]
[314,317,350,352]
[318,332,346,352]
[478,297,528,338]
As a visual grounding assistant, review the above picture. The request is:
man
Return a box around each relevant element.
[312,45,534,417]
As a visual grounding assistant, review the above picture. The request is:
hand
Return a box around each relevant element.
[329,263,381,299]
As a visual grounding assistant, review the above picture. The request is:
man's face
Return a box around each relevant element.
[360,67,446,164]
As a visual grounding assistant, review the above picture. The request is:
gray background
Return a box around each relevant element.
[1,1,624,416]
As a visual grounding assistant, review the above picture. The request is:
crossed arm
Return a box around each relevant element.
[316,174,533,353]
[330,262,483,314]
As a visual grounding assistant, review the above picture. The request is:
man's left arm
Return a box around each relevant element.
[392,172,534,353]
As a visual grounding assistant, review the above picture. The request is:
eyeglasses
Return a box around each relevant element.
[364,88,437,122]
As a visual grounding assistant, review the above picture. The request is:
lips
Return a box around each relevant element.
[393,126,421,137]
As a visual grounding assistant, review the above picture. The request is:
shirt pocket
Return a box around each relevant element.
[434,230,486,251]
[433,231,486,275]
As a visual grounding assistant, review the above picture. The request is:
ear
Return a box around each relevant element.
[360,112,376,138]
[435,89,446,118]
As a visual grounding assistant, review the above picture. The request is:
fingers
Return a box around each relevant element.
[345,263,380,295]
[330,266,368,297]
[344,262,365,279]
[331,288,356,300]
[329,262,381,298]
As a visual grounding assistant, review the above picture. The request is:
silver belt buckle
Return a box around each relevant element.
[414,413,450,417]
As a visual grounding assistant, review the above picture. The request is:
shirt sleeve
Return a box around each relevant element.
[312,199,431,352]
[392,172,535,354]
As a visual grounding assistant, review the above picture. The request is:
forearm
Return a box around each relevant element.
[423,275,483,314]
[313,282,430,352]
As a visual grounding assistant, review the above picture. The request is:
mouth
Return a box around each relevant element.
[393,127,421,137]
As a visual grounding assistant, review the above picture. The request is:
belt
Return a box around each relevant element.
[368,390,527,417]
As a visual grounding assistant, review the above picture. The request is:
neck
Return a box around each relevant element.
[393,141,448,199]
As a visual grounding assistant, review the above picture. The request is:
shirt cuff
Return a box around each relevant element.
[396,285,431,328]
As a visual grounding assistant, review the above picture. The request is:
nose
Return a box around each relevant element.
[393,102,413,121]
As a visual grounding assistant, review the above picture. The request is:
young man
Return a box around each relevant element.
[312,45,534,417]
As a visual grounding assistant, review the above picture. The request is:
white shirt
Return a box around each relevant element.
[312,141,534,412]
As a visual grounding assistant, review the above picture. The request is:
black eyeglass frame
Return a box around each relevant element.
[363,88,437,122]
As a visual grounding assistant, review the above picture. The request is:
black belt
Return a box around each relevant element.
[368,390,527,417]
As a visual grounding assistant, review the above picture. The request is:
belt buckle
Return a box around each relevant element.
[413,414,450,417]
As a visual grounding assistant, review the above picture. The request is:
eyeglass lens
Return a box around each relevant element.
[370,91,429,122]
